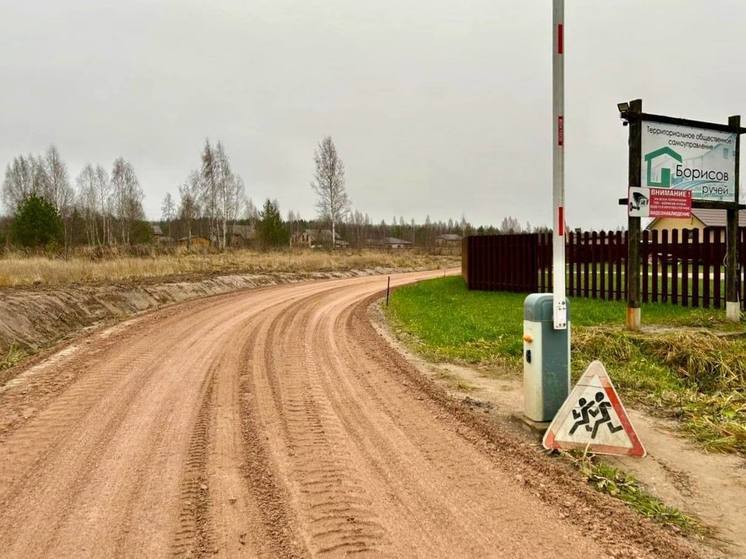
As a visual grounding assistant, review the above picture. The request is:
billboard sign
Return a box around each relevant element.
[628,186,692,218]
[641,121,736,203]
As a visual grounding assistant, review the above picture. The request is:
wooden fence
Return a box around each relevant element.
[464,229,746,309]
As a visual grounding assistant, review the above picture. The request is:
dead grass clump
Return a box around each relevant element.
[639,332,746,392]
[572,327,637,362]
[676,392,746,455]
[574,327,746,393]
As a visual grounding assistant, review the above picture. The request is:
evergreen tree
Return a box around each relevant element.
[11,195,64,248]
[257,199,289,249]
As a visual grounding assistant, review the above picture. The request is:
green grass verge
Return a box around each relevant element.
[386,276,746,455]
[567,452,706,536]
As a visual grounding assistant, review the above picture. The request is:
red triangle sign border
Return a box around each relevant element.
[543,360,646,458]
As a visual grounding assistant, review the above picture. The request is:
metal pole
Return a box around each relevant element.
[552,0,567,330]
[386,275,391,306]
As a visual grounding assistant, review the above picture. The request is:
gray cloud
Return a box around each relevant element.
[1,0,743,228]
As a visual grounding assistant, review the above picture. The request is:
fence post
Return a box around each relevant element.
[726,115,741,321]
[626,99,643,329]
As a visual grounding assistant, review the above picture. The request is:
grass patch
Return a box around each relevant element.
[387,276,746,454]
[0,249,457,288]
[0,344,27,371]
[567,452,706,536]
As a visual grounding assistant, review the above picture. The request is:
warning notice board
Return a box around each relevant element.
[543,361,646,457]
[628,186,692,218]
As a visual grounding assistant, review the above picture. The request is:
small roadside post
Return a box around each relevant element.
[386,275,391,306]
[522,0,570,425]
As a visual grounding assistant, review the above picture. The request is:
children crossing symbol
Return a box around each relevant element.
[543,361,646,457]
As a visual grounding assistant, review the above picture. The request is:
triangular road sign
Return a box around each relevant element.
[543,360,646,457]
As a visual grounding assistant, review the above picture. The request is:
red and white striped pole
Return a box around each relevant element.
[552,0,567,330]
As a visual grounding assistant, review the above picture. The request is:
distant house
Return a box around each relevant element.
[150,224,174,245]
[230,224,256,247]
[367,237,413,249]
[646,208,746,241]
[291,229,348,248]
[177,236,211,249]
[435,233,461,247]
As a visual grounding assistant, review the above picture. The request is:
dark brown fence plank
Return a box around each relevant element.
[714,230,722,309]
[651,229,659,303]
[599,231,607,299]
[591,231,598,299]
[604,231,614,301]
[738,229,746,309]
[616,231,623,300]
[661,229,669,303]
[689,229,702,308]
[583,232,590,298]
[703,229,711,308]
[642,229,649,304]
[567,231,574,296]
[682,229,689,307]
[577,232,583,298]
[671,229,679,305]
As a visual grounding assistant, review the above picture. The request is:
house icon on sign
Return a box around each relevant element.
[644,146,682,187]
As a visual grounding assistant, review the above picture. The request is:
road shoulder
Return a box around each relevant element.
[369,297,740,558]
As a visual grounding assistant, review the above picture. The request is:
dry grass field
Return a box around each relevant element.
[0,249,458,288]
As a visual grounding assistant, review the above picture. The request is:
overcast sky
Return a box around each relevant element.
[1,0,744,228]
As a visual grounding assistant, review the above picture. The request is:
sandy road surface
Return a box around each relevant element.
[0,271,700,558]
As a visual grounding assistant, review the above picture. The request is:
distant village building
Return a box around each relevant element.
[151,224,174,244]
[435,233,461,247]
[230,223,256,248]
[291,229,349,248]
[177,236,210,249]
[646,208,746,242]
[367,237,413,249]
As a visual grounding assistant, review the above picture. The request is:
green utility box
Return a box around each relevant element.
[523,294,570,422]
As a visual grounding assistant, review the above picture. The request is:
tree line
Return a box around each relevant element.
[1,136,534,252]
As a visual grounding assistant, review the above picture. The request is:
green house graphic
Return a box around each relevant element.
[644,146,682,187]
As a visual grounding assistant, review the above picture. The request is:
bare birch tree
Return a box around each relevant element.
[199,140,219,246]
[76,164,99,246]
[2,155,38,211]
[94,165,111,245]
[161,192,175,238]
[111,157,144,245]
[41,146,74,217]
[38,147,73,252]
[197,140,244,250]
[179,171,200,249]
[311,136,349,249]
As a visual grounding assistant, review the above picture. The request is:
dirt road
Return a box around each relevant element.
[0,272,700,558]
